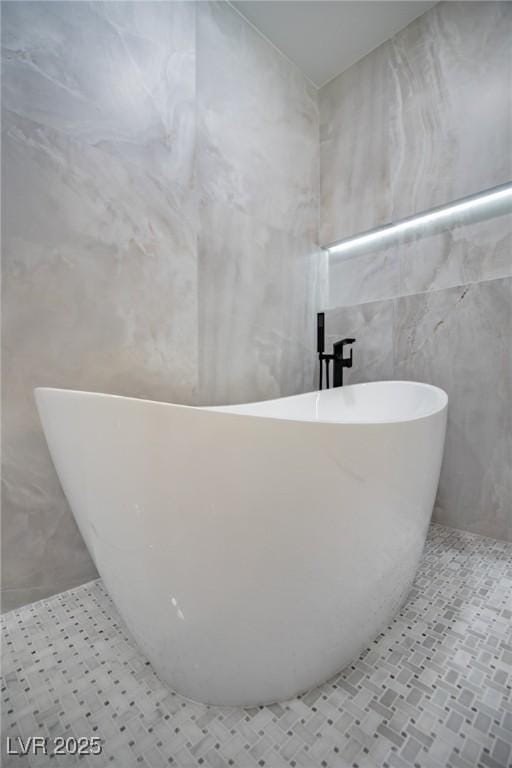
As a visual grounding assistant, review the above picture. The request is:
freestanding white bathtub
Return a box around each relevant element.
[35,381,447,707]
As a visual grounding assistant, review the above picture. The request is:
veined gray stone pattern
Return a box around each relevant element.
[388,1,511,222]
[198,200,326,406]
[197,1,319,242]
[196,1,325,406]
[1,1,324,611]
[2,524,511,767]
[320,40,392,244]
[323,1,512,313]
[1,0,198,612]
[320,1,512,247]
[320,1,512,543]
[325,276,512,543]
[327,211,512,310]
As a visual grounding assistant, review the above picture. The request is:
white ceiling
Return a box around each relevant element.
[231,1,438,88]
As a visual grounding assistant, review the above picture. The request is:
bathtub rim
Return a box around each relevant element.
[34,380,448,427]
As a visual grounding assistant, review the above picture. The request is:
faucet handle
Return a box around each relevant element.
[333,337,356,358]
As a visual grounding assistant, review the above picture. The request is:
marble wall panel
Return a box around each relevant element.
[3,0,324,609]
[1,0,196,191]
[321,1,512,543]
[325,276,512,542]
[196,1,319,241]
[327,205,512,310]
[320,1,512,248]
[319,41,391,244]
[198,200,326,406]
[389,1,512,220]
[196,1,324,408]
[398,210,512,297]
[1,1,198,611]
[328,242,399,308]
[395,277,512,542]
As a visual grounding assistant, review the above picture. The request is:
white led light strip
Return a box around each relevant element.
[326,183,512,255]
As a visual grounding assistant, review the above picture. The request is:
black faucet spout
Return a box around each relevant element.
[333,338,355,358]
[332,338,356,388]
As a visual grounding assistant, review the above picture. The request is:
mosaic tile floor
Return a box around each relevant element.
[1,524,511,768]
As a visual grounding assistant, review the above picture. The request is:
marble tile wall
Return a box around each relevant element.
[198,201,325,405]
[1,0,198,612]
[196,1,326,406]
[395,278,512,543]
[325,277,512,542]
[322,0,512,354]
[320,2,512,542]
[328,208,512,309]
[320,40,392,245]
[320,0,512,246]
[7,0,507,610]
[388,1,512,221]
[2,1,324,610]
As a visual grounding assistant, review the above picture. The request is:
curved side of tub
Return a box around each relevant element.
[34,387,447,706]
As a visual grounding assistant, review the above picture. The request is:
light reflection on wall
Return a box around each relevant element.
[326,183,512,259]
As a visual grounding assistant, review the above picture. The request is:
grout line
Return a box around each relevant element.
[324,273,512,313]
